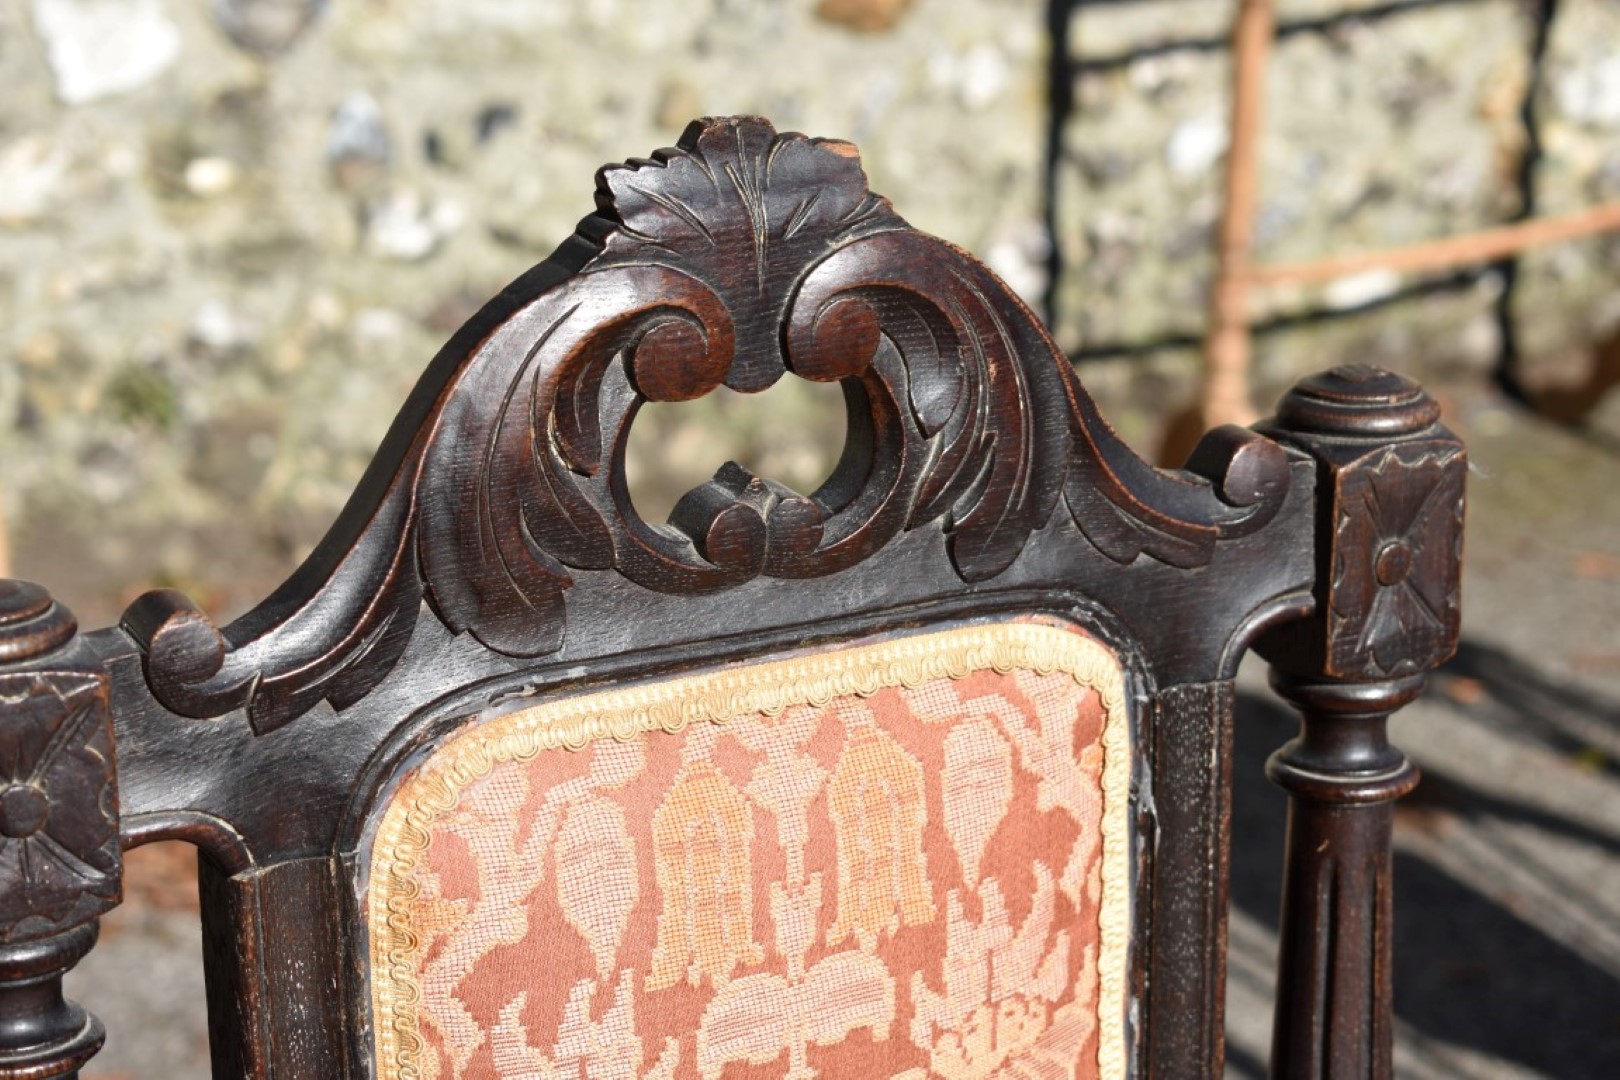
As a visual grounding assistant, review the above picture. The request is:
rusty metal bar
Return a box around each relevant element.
[1202,0,1275,429]
[1198,0,1617,430]
[1250,200,1620,287]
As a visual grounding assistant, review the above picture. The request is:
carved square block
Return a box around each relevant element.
[0,671,120,944]
[1323,441,1466,679]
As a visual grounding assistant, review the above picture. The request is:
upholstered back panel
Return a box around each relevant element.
[366,621,1133,1079]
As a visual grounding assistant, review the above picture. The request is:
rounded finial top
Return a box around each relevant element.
[1276,364,1441,438]
[0,580,77,664]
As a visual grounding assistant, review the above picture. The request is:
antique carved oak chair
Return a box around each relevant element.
[0,118,1464,1079]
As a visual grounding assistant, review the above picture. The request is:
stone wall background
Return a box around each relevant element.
[2,0,1618,622]
[1052,0,1620,445]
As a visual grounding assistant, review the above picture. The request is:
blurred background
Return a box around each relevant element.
[1,0,1617,1077]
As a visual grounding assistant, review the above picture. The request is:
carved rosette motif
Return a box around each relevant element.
[1260,363,1467,680]
[1257,366,1465,1079]
[0,672,120,944]
[0,580,117,1077]
[1328,444,1465,678]
[127,116,1293,733]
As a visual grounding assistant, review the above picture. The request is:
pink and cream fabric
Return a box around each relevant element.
[365,621,1133,1079]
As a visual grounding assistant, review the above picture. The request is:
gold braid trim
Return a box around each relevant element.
[367,620,1132,1080]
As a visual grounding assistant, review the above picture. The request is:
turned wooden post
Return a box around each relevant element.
[1255,366,1465,1080]
[0,581,120,1079]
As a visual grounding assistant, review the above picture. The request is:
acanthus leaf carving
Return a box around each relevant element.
[128,115,1292,733]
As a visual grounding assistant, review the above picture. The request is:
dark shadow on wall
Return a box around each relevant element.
[1492,0,1560,407]
[1040,0,1079,329]
[1064,268,1492,363]
[1230,667,1620,1079]
[1061,0,1493,78]
[1041,0,1544,381]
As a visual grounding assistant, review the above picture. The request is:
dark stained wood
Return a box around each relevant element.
[1147,682,1236,1077]
[0,583,119,1079]
[0,118,1467,1078]
[1256,366,1466,1079]
[1260,365,1464,681]
[0,924,102,1079]
[254,859,350,1076]
[1264,674,1422,1080]
[198,856,267,1080]
[119,117,1296,737]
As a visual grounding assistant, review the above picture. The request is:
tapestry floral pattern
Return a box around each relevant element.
[367,622,1131,1080]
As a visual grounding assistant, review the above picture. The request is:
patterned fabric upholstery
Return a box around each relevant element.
[366,621,1132,1080]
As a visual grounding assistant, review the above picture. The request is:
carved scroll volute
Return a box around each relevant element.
[1254,365,1464,1080]
[0,580,120,1077]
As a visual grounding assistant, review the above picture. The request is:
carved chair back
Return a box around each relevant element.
[0,117,1464,1080]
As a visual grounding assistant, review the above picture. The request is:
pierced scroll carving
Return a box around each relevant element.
[126,116,1292,733]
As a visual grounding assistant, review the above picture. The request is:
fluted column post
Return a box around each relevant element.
[1266,673,1421,1078]
[1255,366,1466,1080]
[0,581,121,1078]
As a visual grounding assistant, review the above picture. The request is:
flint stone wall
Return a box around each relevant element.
[1,0,1615,618]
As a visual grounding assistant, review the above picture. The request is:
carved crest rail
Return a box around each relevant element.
[122,117,1291,735]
